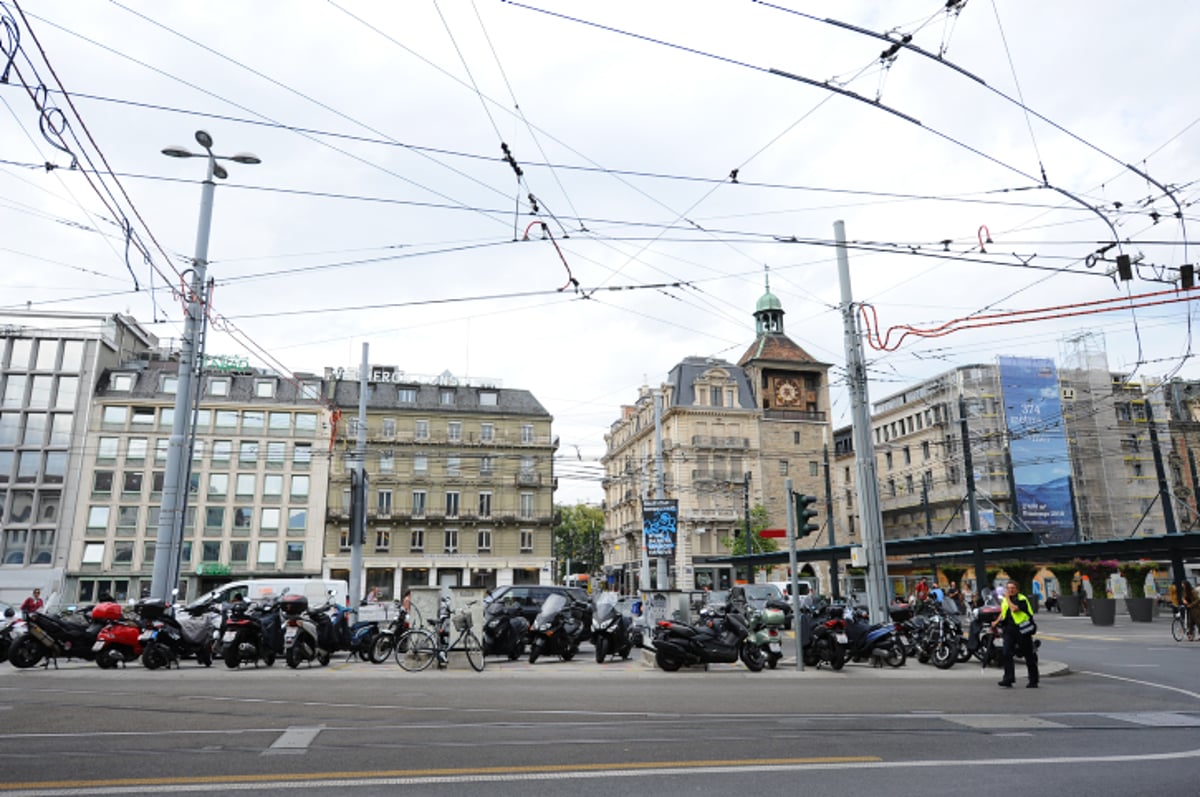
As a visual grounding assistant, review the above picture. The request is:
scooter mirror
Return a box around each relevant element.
[3,607,14,618]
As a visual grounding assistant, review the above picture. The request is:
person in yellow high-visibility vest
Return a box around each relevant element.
[991,580,1039,688]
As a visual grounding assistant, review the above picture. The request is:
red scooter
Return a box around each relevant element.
[91,602,146,669]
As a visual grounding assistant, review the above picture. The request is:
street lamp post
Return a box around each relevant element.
[149,131,260,602]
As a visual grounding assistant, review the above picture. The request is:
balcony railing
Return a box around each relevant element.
[691,469,744,483]
[763,409,827,422]
[690,435,750,449]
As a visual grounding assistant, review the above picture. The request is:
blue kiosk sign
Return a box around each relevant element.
[642,499,678,556]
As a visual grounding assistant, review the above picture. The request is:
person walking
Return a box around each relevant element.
[1182,581,1200,641]
[19,588,43,617]
[991,580,1039,688]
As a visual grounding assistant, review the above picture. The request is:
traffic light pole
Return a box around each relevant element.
[785,478,803,672]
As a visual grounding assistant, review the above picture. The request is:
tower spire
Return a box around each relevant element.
[754,265,784,335]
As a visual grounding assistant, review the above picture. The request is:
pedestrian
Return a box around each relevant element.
[915,577,930,603]
[1182,582,1200,641]
[1045,590,1059,612]
[991,580,1039,689]
[20,588,44,617]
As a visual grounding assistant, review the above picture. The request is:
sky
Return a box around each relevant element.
[1,0,1197,505]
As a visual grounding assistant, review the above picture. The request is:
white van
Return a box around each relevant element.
[769,579,817,610]
[188,579,348,609]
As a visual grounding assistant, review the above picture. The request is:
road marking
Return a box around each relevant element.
[265,725,323,755]
[1079,669,1200,703]
[947,715,1068,730]
[1104,712,1200,727]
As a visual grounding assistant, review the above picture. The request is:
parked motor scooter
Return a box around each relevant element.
[730,586,785,669]
[590,592,633,663]
[368,600,413,663]
[527,593,587,664]
[138,598,218,669]
[651,603,765,672]
[8,606,108,668]
[280,594,333,668]
[218,597,281,668]
[826,606,906,667]
[482,595,529,661]
[801,609,847,670]
[0,606,24,664]
[90,601,147,669]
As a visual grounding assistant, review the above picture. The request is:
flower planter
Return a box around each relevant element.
[1090,597,1117,626]
[1125,597,1155,623]
[1058,595,1081,617]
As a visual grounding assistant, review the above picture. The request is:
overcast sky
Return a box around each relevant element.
[2,1,1196,504]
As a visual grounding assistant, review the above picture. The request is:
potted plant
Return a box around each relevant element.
[998,562,1041,612]
[1048,564,1080,616]
[1076,559,1119,626]
[1119,561,1157,622]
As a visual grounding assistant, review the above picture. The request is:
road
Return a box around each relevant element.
[0,611,1196,796]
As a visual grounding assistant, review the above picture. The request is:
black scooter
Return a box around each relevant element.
[528,594,587,664]
[217,597,283,668]
[651,604,764,672]
[591,593,633,663]
[8,606,106,668]
[482,596,529,661]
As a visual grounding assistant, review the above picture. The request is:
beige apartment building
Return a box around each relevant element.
[323,369,556,601]
[0,311,157,607]
[602,284,834,592]
[64,357,331,603]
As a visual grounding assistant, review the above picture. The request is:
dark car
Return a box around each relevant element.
[485,585,593,639]
[730,584,795,629]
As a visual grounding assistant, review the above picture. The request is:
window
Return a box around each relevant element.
[269,412,290,432]
[887,479,896,497]
[885,451,893,470]
[480,423,494,443]
[102,406,128,426]
[260,507,280,531]
[208,378,230,397]
[415,420,429,440]
[903,446,912,465]
[377,489,393,516]
[82,541,104,564]
[131,407,155,426]
[443,529,459,552]
[243,411,264,430]
[480,456,494,475]
[231,541,249,563]
[122,471,143,495]
[520,492,534,520]
[398,388,416,403]
[477,529,492,552]
[413,455,428,475]
[288,509,307,530]
[809,461,819,477]
[347,418,360,437]
[208,473,228,497]
[234,507,252,529]
[447,455,461,477]
[448,422,462,442]
[2,374,26,408]
[154,438,168,463]
[236,474,256,497]
[922,441,931,460]
[293,443,312,466]
[338,529,351,552]
[263,474,283,498]
[286,475,308,501]
[382,418,396,437]
[34,340,59,370]
[206,507,225,529]
[194,409,211,431]
[161,375,178,394]
[440,389,455,405]
[255,381,275,398]
[479,391,498,407]
[212,440,232,464]
[93,471,114,495]
[905,474,914,494]
[412,491,427,518]
[87,506,110,530]
[257,541,277,566]
[113,541,134,564]
[201,541,221,563]
[520,457,535,478]
[286,542,304,563]
[379,451,394,473]
[239,441,258,464]
[126,438,148,461]
[710,387,722,407]
[519,529,534,552]
[521,424,534,443]
[295,413,318,433]
[409,529,425,552]
[445,491,460,518]
[267,441,286,465]
[779,460,789,476]
[110,373,134,392]
[374,529,391,552]
[299,381,321,400]
[478,492,492,518]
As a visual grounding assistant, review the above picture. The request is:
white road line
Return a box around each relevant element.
[1078,669,1200,702]
[265,725,324,754]
[947,715,1068,729]
[1104,712,1200,727]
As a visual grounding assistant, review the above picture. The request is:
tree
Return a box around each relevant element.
[720,505,778,578]
[553,503,605,583]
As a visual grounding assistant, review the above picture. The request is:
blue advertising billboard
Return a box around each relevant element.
[999,357,1078,543]
[642,499,678,556]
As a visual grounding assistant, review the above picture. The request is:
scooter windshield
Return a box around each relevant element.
[593,593,618,622]
[534,593,568,626]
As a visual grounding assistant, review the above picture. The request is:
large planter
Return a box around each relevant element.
[1058,595,1081,617]
[1125,597,1155,623]
[1090,597,1118,626]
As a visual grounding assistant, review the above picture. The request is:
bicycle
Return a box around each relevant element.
[1171,604,1191,642]
[395,598,484,672]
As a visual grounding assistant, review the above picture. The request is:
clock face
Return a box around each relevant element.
[774,378,800,406]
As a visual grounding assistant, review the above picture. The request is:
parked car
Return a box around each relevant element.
[485,585,593,639]
[732,584,794,629]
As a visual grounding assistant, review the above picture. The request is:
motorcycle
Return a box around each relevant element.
[9,605,106,668]
[801,610,847,670]
[218,597,282,668]
[590,592,633,664]
[651,604,765,672]
[528,593,588,664]
[482,595,529,661]
[744,603,786,669]
[138,598,218,670]
[0,606,24,664]
[368,600,414,663]
[914,602,963,670]
[281,594,346,668]
[827,606,906,668]
[91,601,147,669]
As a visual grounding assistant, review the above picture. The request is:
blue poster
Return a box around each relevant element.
[642,499,678,556]
[999,357,1078,543]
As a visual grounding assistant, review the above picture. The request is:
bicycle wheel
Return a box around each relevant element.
[1172,613,1187,643]
[395,629,437,672]
[462,631,485,672]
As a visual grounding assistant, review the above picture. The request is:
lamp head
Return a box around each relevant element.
[161,146,194,158]
[194,130,214,149]
[230,152,261,165]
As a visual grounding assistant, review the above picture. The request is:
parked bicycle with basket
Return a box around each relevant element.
[395,596,484,672]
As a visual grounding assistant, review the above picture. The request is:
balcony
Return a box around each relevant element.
[763,409,827,422]
[515,472,544,487]
[680,507,740,521]
[691,469,744,483]
[691,435,750,449]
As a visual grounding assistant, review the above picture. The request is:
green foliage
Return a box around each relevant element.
[553,503,605,582]
[998,561,1039,592]
[940,565,967,586]
[1119,561,1157,599]
[720,505,777,575]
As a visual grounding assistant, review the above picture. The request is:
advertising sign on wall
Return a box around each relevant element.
[998,356,1078,544]
[642,498,679,556]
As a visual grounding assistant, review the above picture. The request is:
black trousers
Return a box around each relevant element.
[1001,626,1039,684]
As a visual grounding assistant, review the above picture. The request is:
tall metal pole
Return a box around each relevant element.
[653,390,669,589]
[1144,398,1184,586]
[823,438,840,600]
[835,220,889,623]
[785,478,803,671]
[960,396,988,597]
[150,157,217,602]
[349,343,369,612]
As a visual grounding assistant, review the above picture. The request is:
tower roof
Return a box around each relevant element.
[756,289,783,313]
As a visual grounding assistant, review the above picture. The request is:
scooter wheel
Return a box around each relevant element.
[560,644,577,662]
[828,640,846,671]
[368,634,394,664]
[262,649,276,667]
[142,644,169,671]
[655,650,683,672]
[740,643,766,672]
[224,649,241,668]
[317,650,331,667]
[96,648,121,669]
[594,636,608,664]
[286,645,303,669]
[8,636,44,669]
[507,643,524,661]
[528,638,542,664]
[884,642,907,668]
[767,653,780,670]
[619,644,632,660]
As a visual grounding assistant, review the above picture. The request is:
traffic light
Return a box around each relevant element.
[794,493,819,539]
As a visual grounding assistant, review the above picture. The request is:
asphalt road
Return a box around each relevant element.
[0,611,1196,796]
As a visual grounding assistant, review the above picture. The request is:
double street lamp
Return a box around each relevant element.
[149,131,260,602]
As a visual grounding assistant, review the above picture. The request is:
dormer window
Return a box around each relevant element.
[208,377,230,397]
[479,391,498,406]
[110,373,134,392]
[255,380,276,398]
